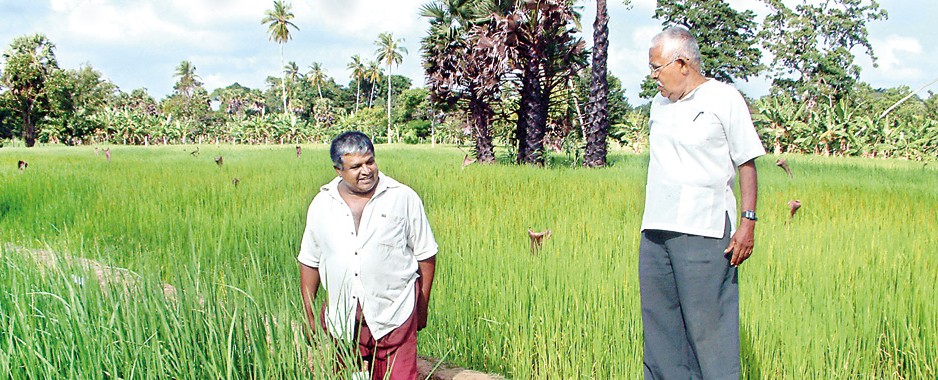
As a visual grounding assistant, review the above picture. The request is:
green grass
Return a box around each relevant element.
[1,144,935,378]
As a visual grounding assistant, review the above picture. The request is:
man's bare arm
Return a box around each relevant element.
[416,256,436,330]
[299,263,321,335]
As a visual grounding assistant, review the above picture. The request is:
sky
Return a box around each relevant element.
[1,0,936,105]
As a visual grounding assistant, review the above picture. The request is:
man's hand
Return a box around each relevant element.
[416,256,436,331]
[727,159,758,267]
[299,264,321,340]
[416,284,429,331]
[724,219,755,266]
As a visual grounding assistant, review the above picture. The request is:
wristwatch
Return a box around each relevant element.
[741,210,758,221]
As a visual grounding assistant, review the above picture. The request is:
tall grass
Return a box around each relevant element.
[1,145,935,378]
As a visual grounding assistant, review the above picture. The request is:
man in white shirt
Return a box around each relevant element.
[298,131,438,379]
[639,27,765,379]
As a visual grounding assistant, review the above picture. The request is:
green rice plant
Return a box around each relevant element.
[0,145,935,378]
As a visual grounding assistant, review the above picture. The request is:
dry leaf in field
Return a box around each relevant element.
[776,159,792,178]
[788,200,801,218]
[528,228,552,254]
[462,154,476,169]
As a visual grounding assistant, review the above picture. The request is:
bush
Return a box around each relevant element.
[401,120,431,144]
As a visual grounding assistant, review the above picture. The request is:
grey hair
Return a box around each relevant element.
[651,26,702,68]
[330,131,374,168]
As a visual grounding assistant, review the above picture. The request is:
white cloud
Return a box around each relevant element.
[45,0,270,55]
[61,3,176,44]
[49,0,81,12]
[167,0,266,25]
[858,34,924,84]
[607,25,661,102]
[298,0,426,37]
[871,35,922,71]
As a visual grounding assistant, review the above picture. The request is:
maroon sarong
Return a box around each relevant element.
[320,284,419,380]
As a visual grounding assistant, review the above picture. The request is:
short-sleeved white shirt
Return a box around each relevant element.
[641,79,766,238]
[297,173,438,341]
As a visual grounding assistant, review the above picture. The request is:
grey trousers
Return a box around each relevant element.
[639,216,739,380]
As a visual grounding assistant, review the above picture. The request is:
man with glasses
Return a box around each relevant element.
[638,27,765,379]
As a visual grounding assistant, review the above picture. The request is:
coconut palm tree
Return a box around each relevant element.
[347,55,366,113]
[374,32,408,143]
[262,0,299,114]
[173,60,201,98]
[365,60,383,108]
[307,62,326,100]
[284,60,301,89]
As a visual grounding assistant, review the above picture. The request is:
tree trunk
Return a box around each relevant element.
[22,104,36,147]
[584,0,609,167]
[468,95,495,164]
[517,66,546,165]
[280,42,287,114]
[386,66,393,144]
[355,81,361,114]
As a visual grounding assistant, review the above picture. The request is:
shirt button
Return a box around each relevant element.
[354,252,358,255]
[354,273,358,276]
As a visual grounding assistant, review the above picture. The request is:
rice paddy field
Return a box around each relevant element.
[0,144,935,379]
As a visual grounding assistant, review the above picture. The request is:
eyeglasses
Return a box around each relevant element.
[649,57,680,75]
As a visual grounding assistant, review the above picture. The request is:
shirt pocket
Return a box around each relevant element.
[677,184,722,233]
[679,112,725,147]
[376,214,407,249]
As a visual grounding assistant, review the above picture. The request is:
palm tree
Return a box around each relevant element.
[374,32,407,143]
[498,0,586,165]
[347,55,366,113]
[262,0,299,114]
[365,60,383,108]
[583,0,611,167]
[173,60,201,98]
[284,61,301,102]
[307,62,326,100]
[420,0,504,163]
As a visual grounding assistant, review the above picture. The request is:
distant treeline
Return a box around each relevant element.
[1,0,935,161]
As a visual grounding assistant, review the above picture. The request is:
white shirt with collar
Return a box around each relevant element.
[297,172,438,341]
[641,79,766,238]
